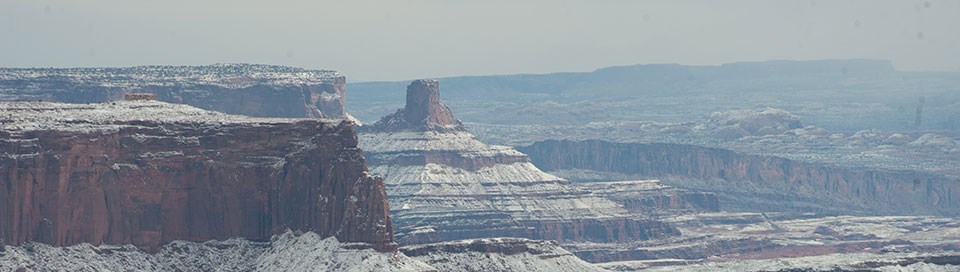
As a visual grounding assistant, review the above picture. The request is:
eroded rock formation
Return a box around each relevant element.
[365,79,464,132]
[0,64,351,119]
[0,101,395,252]
[359,80,679,245]
[519,139,960,215]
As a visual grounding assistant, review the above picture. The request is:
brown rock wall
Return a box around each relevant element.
[1,118,395,252]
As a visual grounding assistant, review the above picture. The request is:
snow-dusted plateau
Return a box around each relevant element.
[3,63,960,271]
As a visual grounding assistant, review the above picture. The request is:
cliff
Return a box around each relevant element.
[518,139,960,215]
[0,64,351,119]
[0,101,395,252]
[359,80,679,245]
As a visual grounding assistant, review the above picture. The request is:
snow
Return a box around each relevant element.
[0,64,341,90]
[0,100,339,133]
[359,131,494,153]
[404,238,606,272]
[626,252,960,272]
[359,128,633,231]
[909,133,956,149]
[0,231,435,272]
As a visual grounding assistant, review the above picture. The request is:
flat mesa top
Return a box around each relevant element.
[0,101,336,133]
[0,64,342,89]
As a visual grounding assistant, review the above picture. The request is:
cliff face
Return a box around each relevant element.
[519,140,960,215]
[359,81,679,245]
[0,101,395,252]
[0,64,349,119]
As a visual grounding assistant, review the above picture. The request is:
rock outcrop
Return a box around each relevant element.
[0,101,395,252]
[0,64,352,119]
[401,238,605,272]
[697,108,803,139]
[366,79,464,132]
[519,139,960,215]
[359,80,679,245]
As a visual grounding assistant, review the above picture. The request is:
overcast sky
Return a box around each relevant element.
[1,0,958,81]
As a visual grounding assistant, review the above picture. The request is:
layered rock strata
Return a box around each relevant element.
[0,64,351,119]
[359,80,679,245]
[577,180,720,215]
[401,238,606,272]
[519,139,960,215]
[577,214,960,267]
[0,101,395,252]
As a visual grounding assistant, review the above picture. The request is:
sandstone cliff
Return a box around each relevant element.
[359,81,679,245]
[0,64,351,119]
[519,139,960,215]
[0,101,395,252]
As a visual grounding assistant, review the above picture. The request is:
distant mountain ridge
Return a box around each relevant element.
[350,59,897,101]
[347,59,960,132]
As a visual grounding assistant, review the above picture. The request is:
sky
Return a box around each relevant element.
[1,0,958,81]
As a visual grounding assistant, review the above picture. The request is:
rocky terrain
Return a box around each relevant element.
[400,238,604,272]
[0,101,623,272]
[469,105,957,168]
[0,100,394,252]
[1,231,434,272]
[519,139,960,216]
[358,80,683,245]
[577,180,719,216]
[4,61,958,271]
[349,60,960,132]
[583,214,960,271]
[0,64,353,119]
[343,60,960,271]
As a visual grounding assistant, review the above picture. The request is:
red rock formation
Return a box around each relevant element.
[519,139,960,215]
[0,101,396,252]
[403,79,459,128]
[364,79,464,132]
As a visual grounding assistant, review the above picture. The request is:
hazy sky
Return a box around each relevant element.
[1,0,958,81]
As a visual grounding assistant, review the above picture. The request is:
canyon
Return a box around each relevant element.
[358,80,690,246]
[3,61,960,271]
[519,139,960,216]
